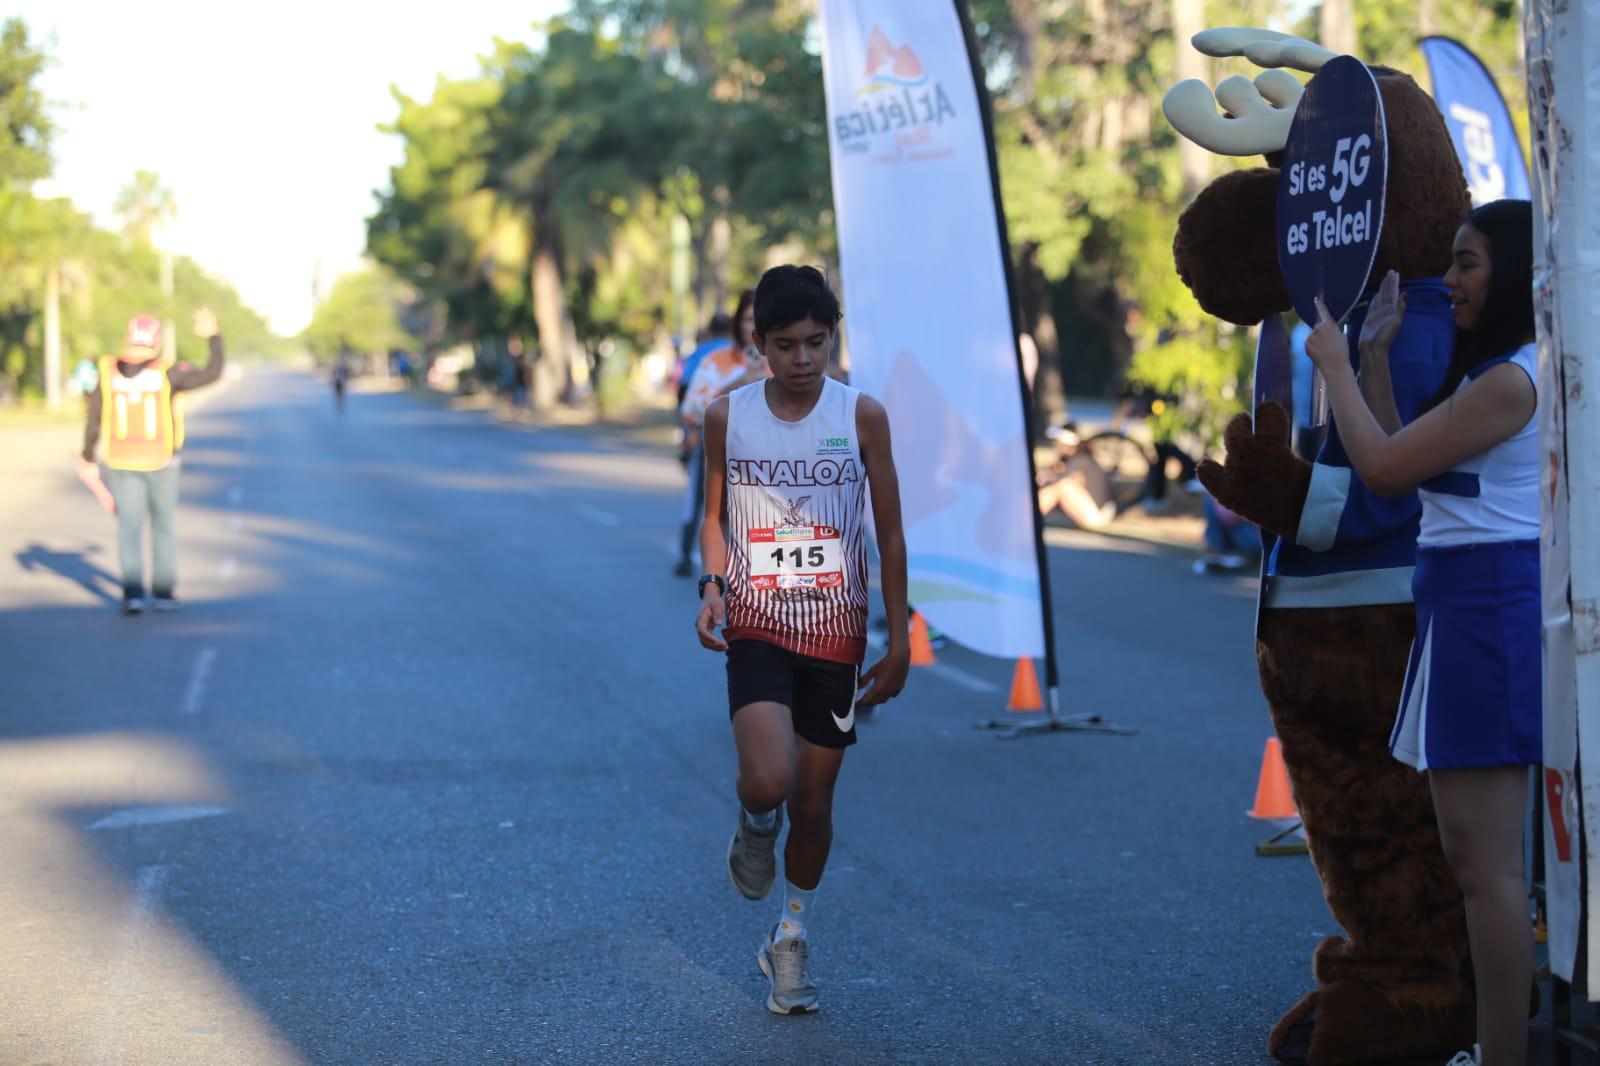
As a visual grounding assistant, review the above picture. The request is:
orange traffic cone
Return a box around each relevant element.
[909,612,937,666]
[1007,658,1043,712]
[1248,738,1297,819]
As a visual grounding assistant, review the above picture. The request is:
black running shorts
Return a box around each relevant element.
[725,638,859,749]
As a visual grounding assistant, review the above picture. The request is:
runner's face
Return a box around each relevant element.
[756,318,833,392]
[1444,223,1491,331]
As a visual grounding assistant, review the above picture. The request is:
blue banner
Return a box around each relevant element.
[1420,36,1531,206]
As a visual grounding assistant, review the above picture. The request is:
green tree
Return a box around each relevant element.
[301,265,417,363]
[0,18,52,185]
[113,169,177,245]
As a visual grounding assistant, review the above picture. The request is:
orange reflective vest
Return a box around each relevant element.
[99,357,186,471]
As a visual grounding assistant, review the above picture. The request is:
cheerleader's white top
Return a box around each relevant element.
[1417,344,1539,548]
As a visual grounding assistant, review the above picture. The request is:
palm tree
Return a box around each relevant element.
[113,170,176,245]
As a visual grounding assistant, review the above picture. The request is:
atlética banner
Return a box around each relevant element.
[1420,36,1531,206]
[818,0,1046,660]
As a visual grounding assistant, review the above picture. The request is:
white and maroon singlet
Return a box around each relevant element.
[722,377,869,664]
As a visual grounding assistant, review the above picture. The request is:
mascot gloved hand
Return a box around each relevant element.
[1165,29,1476,1066]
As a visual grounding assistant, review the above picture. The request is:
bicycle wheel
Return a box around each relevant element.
[1080,432,1154,514]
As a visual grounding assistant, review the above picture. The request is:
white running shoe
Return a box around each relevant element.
[757,927,819,1014]
[727,805,781,900]
[1443,1046,1481,1066]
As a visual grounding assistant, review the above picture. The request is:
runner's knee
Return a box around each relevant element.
[785,789,833,830]
[739,771,793,811]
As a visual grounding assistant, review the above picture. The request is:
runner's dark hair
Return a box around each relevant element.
[753,266,842,338]
[1425,198,1535,410]
[731,288,757,349]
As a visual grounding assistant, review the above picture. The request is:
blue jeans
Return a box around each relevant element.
[106,462,182,598]
[1204,493,1261,555]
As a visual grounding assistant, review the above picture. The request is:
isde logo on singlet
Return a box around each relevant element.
[817,436,853,457]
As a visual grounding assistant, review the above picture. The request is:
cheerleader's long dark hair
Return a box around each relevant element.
[1426,198,1535,411]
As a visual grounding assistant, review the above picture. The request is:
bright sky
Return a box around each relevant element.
[21,1,565,335]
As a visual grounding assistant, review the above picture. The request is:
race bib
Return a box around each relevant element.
[748,525,843,590]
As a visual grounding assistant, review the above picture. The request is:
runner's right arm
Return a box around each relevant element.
[695,396,732,651]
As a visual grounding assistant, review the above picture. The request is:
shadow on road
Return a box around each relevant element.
[15,542,122,604]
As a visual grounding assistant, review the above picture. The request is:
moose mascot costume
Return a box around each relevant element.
[1164,29,1478,1064]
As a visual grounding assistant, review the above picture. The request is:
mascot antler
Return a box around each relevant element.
[1163,28,1338,157]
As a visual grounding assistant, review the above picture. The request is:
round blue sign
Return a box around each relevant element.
[1276,55,1388,327]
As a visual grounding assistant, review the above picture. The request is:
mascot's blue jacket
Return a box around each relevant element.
[1266,277,1455,608]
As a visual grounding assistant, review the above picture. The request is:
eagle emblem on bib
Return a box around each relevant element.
[768,493,813,527]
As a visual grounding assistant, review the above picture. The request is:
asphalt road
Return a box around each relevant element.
[1,367,1356,1064]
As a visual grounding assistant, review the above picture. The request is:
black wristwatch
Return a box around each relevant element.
[698,574,727,599]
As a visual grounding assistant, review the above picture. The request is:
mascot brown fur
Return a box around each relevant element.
[1167,36,1477,1065]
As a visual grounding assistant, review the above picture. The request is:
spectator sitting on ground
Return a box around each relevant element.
[1193,492,1261,574]
[1036,428,1116,531]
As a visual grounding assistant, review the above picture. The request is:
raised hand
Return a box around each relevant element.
[1358,270,1406,355]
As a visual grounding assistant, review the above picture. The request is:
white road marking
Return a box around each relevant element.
[923,662,1001,694]
[573,503,620,527]
[220,556,237,581]
[181,647,218,716]
[89,806,231,831]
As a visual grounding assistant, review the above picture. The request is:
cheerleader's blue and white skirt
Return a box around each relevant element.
[1389,539,1542,771]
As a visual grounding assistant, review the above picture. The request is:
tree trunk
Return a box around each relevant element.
[1318,0,1356,56]
[709,209,732,316]
[1019,249,1066,430]
[1172,0,1210,199]
[44,263,61,410]
[530,214,573,407]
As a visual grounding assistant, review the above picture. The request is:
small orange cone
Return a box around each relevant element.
[909,612,937,666]
[1007,658,1043,712]
[1248,737,1298,820]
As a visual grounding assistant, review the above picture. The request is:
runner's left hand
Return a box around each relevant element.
[857,645,909,707]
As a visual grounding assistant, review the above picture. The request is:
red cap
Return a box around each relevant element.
[124,314,163,359]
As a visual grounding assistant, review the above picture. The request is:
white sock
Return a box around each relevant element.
[775,879,817,942]
[744,806,777,831]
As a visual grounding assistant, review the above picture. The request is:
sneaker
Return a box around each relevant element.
[672,558,695,578]
[121,597,145,616]
[1444,1047,1481,1066]
[151,596,181,612]
[757,928,819,1014]
[727,805,782,900]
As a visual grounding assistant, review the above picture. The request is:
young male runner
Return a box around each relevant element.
[694,265,909,1014]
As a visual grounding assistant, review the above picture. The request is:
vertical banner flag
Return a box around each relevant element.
[818,0,1047,661]
[1420,36,1531,207]
[1527,0,1600,994]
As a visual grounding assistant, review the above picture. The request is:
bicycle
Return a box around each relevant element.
[1040,422,1155,518]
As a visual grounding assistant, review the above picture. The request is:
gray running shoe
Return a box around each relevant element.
[757,928,819,1014]
[151,596,181,612]
[726,806,781,900]
[121,597,145,616]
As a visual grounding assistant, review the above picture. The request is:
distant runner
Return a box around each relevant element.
[694,265,909,1014]
[76,309,226,614]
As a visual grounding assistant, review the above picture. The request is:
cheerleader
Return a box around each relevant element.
[1305,199,1538,1066]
